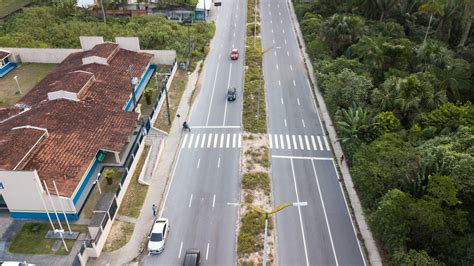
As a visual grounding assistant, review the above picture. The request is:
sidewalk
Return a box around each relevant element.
[285,0,382,265]
[89,62,201,266]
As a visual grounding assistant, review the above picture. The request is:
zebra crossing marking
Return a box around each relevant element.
[195,134,200,149]
[317,136,323,150]
[207,134,212,148]
[188,134,194,149]
[279,134,285,150]
[323,136,330,151]
[305,135,310,150]
[286,134,292,149]
[220,134,224,148]
[232,134,236,148]
[311,135,317,150]
[298,135,304,150]
[292,135,298,150]
[214,133,218,148]
[274,134,279,149]
[201,134,206,148]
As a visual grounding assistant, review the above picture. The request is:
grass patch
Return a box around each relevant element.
[237,209,272,255]
[81,167,123,219]
[247,23,261,37]
[153,70,188,133]
[0,64,56,107]
[0,0,30,18]
[103,220,135,252]
[9,223,87,255]
[243,37,267,133]
[119,145,150,218]
[242,172,270,194]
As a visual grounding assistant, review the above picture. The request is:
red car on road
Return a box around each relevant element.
[230,49,239,60]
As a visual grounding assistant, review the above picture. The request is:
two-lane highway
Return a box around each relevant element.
[143,0,247,264]
[260,0,367,265]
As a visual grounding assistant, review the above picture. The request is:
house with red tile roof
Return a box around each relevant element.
[0,39,156,219]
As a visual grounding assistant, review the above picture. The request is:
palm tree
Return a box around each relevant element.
[335,105,377,143]
[377,0,401,21]
[458,0,474,47]
[419,0,445,44]
[433,60,471,101]
[415,40,451,71]
[435,0,461,42]
[321,14,365,57]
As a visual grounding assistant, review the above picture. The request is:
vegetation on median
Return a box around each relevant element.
[294,0,474,264]
[103,220,135,252]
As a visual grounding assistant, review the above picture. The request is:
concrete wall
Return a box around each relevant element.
[47,90,79,101]
[142,50,176,65]
[80,36,104,51]
[0,48,81,64]
[115,37,140,52]
[0,170,76,216]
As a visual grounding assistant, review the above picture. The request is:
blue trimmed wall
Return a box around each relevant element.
[10,211,79,220]
[0,62,16,78]
[124,64,157,111]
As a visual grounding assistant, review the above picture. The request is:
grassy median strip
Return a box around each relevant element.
[9,223,87,255]
[119,145,150,218]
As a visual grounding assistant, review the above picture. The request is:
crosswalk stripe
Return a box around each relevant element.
[298,135,304,150]
[207,134,212,148]
[214,133,218,148]
[188,134,194,149]
[238,134,242,148]
[269,134,273,149]
[311,135,317,150]
[304,135,311,150]
[201,134,206,148]
[279,134,285,149]
[274,134,279,149]
[232,134,236,148]
[317,136,323,150]
[226,134,230,148]
[195,134,200,148]
[286,134,292,149]
[292,135,298,150]
[323,136,330,151]
[220,133,224,148]
[182,134,188,149]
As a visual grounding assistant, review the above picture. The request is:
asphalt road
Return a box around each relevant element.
[142,0,246,264]
[260,0,367,265]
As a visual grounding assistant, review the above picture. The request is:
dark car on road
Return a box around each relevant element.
[227,87,236,101]
[183,249,201,266]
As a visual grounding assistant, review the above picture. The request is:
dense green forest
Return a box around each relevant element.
[293,0,473,264]
[0,5,214,63]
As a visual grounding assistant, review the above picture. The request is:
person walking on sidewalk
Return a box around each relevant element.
[152,204,157,217]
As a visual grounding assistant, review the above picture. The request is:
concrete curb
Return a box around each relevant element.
[285,0,382,265]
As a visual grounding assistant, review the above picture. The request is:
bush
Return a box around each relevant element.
[242,172,270,194]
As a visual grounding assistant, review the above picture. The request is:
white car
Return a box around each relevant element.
[0,262,35,266]
[148,218,169,254]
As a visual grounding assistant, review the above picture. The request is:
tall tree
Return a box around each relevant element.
[419,0,445,44]
[320,14,365,57]
[458,0,474,47]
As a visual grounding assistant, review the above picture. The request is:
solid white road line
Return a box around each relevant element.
[205,63,220,126]
[286,134,292,149]
[323,136,330,151]
[207,134,212,148]
[197,159,201,169]
[299,135,305,150]
[201,134,206,148]
[290,159,310,266]
[292,135,298,150]
[317,136,323,150]
[272,155,333,160]
[223,64,233,126]
[190,125,240,129]
[293,80,296,86]
[188,194,193,208]
[194,134,200,149]
[311,135,317,150]
[302,119,306,128]
[284,119,287,127]
[178,241,183,258]
[297,98,300,105]
[226,133,230,148]
[182,134,189,149]
[232,134,236,148]
[220,133,224,148]
[238,133,242,148]
[159,135,184,217]
[206,243,210,260]
[312,160,339,265]
[305,135,311,150]
[269,134,273,149]
[274,134,279,149]
[330,160,367,266]
[212,194,216,208]
[213,133,218,148]
[217,157,221,168]
[188,134,194,149]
